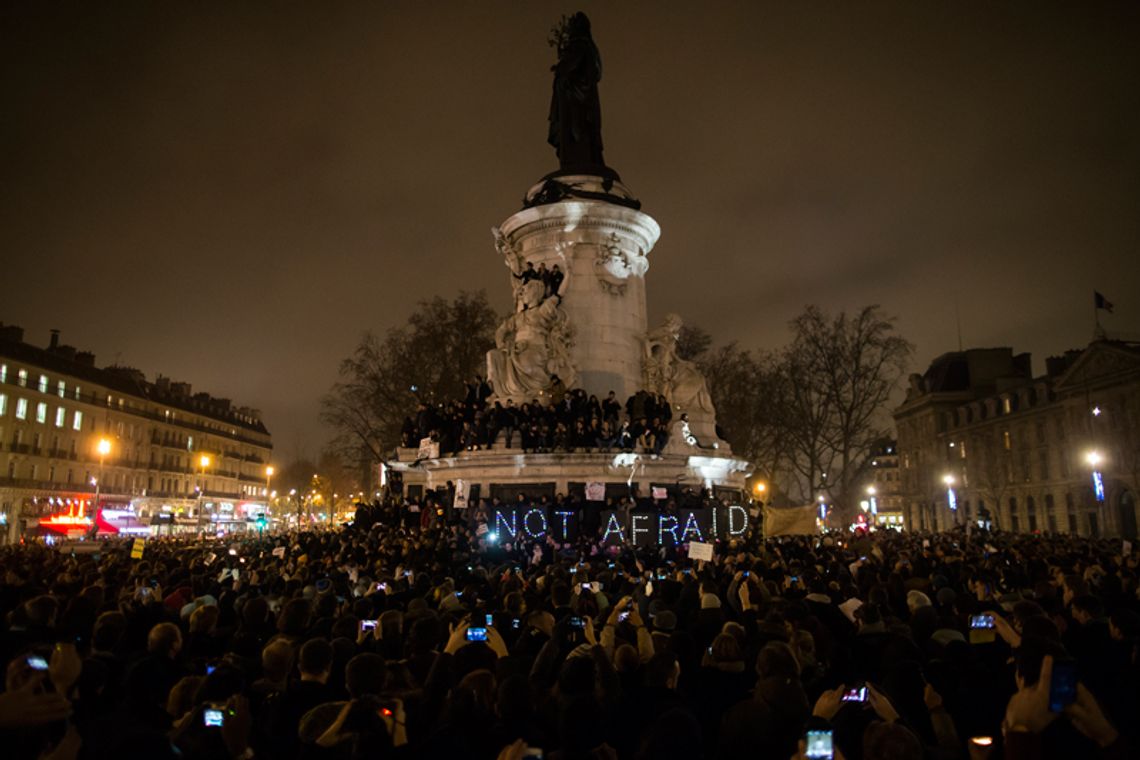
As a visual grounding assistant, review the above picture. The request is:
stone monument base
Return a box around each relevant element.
[390,444,750,507]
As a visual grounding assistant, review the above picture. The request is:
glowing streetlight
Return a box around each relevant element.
[1086,450,1106,502]
[943,474,957,512]
[92,437,112,518]
[196,454,211,532]
[265,465,275,523]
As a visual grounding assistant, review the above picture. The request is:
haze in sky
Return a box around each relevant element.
[3,2,1138,457]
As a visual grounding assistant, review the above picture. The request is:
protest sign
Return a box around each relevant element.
[688,541,714,561]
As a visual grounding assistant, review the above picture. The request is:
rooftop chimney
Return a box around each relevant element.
[49,329,60,349]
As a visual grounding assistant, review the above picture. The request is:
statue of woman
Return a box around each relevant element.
[548,12,605,172]
[487,286,577,401]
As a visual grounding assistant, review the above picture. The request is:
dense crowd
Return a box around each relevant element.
[401,383,676,457]
[1,512,1137,760]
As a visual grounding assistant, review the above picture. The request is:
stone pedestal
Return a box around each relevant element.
[496,175,660,402]
[397,172,751,506]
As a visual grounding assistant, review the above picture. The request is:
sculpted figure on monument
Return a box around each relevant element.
[548,12,606,172]
[643,314,715,414]
[487,282,577,402]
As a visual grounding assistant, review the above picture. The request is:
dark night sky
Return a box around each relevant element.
[3,2,1139,460]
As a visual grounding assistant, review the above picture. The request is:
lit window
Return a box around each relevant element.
[38,375,48,393]
[16,398,28,419]
[1002,397,1012,414]
[1002,430,1011,450]
[73,385,81,401]
[73,410,83,431]
[959,441,967,458]
[36,402,47,424]
[18,369,28,387]
[0,364,5,383]
[57,380,66,398]
[54,407,66,428]
[0,394,5,416]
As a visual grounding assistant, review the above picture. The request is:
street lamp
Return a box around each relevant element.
[866,485,878,516]
[92,437,112,520]
[943,474,957,513]
[265,465,275,522]
[196,454,211,533]
[1086,450,1106,502]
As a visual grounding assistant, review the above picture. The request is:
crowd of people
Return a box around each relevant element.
[1,509,1137,760]
[401,383,677,458]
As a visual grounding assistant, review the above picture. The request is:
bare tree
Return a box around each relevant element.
[676,323,713,362]
[698,344,792,489]
[321,291,498,464]
[781,305,914,519]
[965,429,1013,530]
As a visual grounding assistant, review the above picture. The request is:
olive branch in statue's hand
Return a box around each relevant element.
[548,15,571,52]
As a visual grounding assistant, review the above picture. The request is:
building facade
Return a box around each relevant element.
[893,341,1140,538]
[864,439,905,529]
[0,325,273,542]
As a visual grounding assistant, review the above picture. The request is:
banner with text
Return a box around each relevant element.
[488,505,752,546]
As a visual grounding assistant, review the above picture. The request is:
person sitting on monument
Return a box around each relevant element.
[650,416,669,455]
[616,420,634,451]
[602,390,622,424]
[513,260,539,284]
[571,419,590,452]
[552,422,571,452]
[595,419,617,451]
[544,263,565,301]
[636,422,656,454]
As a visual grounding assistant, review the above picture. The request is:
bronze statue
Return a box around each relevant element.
[548,13,606,173]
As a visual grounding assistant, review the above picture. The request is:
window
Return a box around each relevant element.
[1002,397,1012,414]
[35,402,47,424]
[18,369,28,387]
[72,410,83,431]
[57,380,65,398]
[0,364,5,382]
[959,441,967,458]
[37,375,48,393]
[1002,430,1012,450]
[73,385,81,401]
[0,394,6,416]
[54,407,65,428]
[16,398,28,420]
